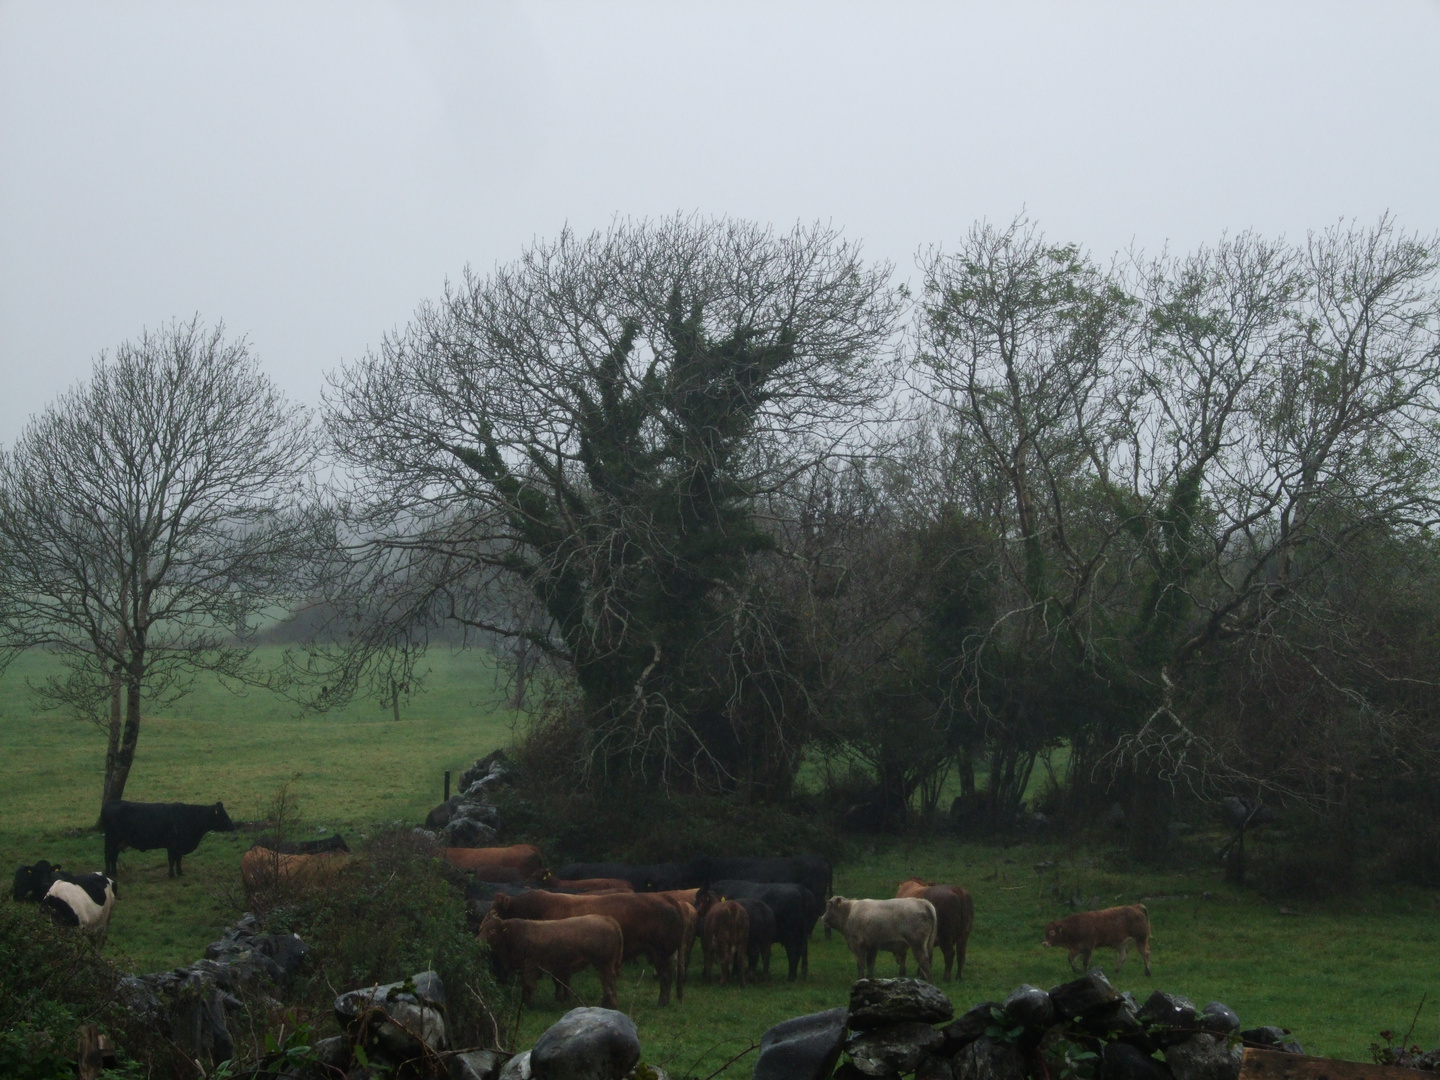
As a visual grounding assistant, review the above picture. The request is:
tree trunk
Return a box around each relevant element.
[391,678,401,722]
[103,658,144,810]
[511,648,528,710]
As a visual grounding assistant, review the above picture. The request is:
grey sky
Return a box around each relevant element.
[2,2,1437,444]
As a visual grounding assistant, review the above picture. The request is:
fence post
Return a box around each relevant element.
[444,770,451,802]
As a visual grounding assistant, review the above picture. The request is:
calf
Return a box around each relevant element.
[13,860,63,902]
[709,880,816,981]
[41,874,116,944]
[478,911,624,1010]
[1042,903,1152,975]
[697,896,750,986]
[823,895,937,981]
[101,800,235,877]
[442,845,544,877]
[250,834,349,856]
[897,878,975,981]
[241,848,348,901]
[491,889,685,1005]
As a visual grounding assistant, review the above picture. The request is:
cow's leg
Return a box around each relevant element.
[801,938,809,979]
[654,950,674,1006]
[941,941,955,981]
[854,946,866,979]
[675,948,685,1003]
[865,946,879,979]
[1081,948,1093,972]
[916,938,932,982]
[955,937,968,982]
[1139,935,1151,976]
[600,959,619,1010]
[895,946,908,977]
[520,965,537,1007]
[1116,940,1130,972]
[103,837,119,879]
[1068,950,1081,972]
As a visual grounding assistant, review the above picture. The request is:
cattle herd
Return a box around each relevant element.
[10,799,1158,1017]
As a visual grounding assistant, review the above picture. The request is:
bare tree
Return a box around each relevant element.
[0,318,318,809]
[322,215,901,792]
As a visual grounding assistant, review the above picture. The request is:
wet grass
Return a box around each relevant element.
[2,647,1437,1070]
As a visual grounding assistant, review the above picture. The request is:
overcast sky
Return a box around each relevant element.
[2,1,1438,444]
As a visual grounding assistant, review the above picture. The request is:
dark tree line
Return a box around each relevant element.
[4,214,1440,874]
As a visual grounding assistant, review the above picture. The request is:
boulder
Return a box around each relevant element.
[941,1003,1003,1055]
[445,815,500,848]
[1198,1004,1239,1036]
[202,914,306,989]
[1139,992,1198,1030]
[460,750,514,792]
[848,979,955,1029]
[952,1037,1026,1080]
[449,1049,510,1080]
[1239,1029,1304,1056]
[500,1051,533,1080]
[846,1022,945,1077]
[335,970,448,1059]
[754,1008,848,1080]
[1050,971,1121,1020]
[1002,985,1055,1030]
[1165,1034,1242,1080]
[1102,1042,1173,1080]
[916,1055,955,1080]
[426,801,458,830]
[311,1035,352,1072]
[529,1007,642,1080]
[1082,999,1149,1047]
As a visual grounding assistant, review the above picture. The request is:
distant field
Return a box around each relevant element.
[2,646,1437,1070]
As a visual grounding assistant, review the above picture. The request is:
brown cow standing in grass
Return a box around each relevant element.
[698,896,750,986]
[241,848,348,902]
[477,911,623,1009]
[491,889,686,1004]
[1042,903,1152,975]
[896,878,975,981]
[442,845,544,877]
[526,870,634,893]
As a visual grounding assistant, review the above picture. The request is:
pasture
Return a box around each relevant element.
[2,648,1438,1072]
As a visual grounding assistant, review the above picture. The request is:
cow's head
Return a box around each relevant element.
[476,909,504,943]
[822,895,850,931]
[492,893,516,917]
[693,889,717,916]
[529,868,554,885]
[1041,920,1062,947]
[212,803,235,831]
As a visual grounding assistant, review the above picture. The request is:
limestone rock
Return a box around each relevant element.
[500,1050,533,1080]
[1165,1034,1242,1080]
[1239,1029,1304,1056]
[916,1054,955,1080]
[1002,984,1055,1030]
[449,1049,509,1080]
[1101,1042,1173,1080]
[529,1007,642,1080]
[845,1022,945,1077]
[754,1007,848,1080]
[445,815,500,848]
[941,1003,1003,1055]
[1139,992,1197,1031]
[335,970,448,1059]
[1198,1004,1240,1036]
[848,978,954,1029]
[1049,971,1121,1020]
[952,1037,1026,1080]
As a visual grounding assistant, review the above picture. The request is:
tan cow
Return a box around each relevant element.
[896,878,975,982]
[478,911,624,1009]
[240,847,348,901]
[823,895,937,981]
[442,845,544,877]
[1042,903,1151,975]
[700,898,750,986]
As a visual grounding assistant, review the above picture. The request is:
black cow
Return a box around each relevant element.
[13,859,62,902]
[709,879,818,981]
[698,855,830,928]
[249,834,349,856]
[101,800,235,877]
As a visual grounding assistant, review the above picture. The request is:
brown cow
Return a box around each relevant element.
[478,911,623,1009]
[527,869,635,893]
[241,848,347,901]
[648,889,699,978]
[896,878,975,981]
[474,865,528,884]
[1042,903,1152,975]
[491,889,686,1005]
[442,845,544,876]
[700,898,750,986]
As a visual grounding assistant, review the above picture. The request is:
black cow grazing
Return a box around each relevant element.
[13,859,62,902]
[101,800,235,877]
[250,834,349,856]
[698,855,831,927]
[708,879,818,981]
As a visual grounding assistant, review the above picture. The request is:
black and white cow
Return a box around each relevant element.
[100,800,235,877]
[42,873,116,942]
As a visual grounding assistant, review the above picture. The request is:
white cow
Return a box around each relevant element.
[823,895,937,981]
[42,873,116,944]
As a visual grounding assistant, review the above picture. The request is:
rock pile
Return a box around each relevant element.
[755,974,1305,1080]
[424,749,516,848]
[117,913,307,1067]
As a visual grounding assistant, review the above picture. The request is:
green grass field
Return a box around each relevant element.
[2,647,1437,1072]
